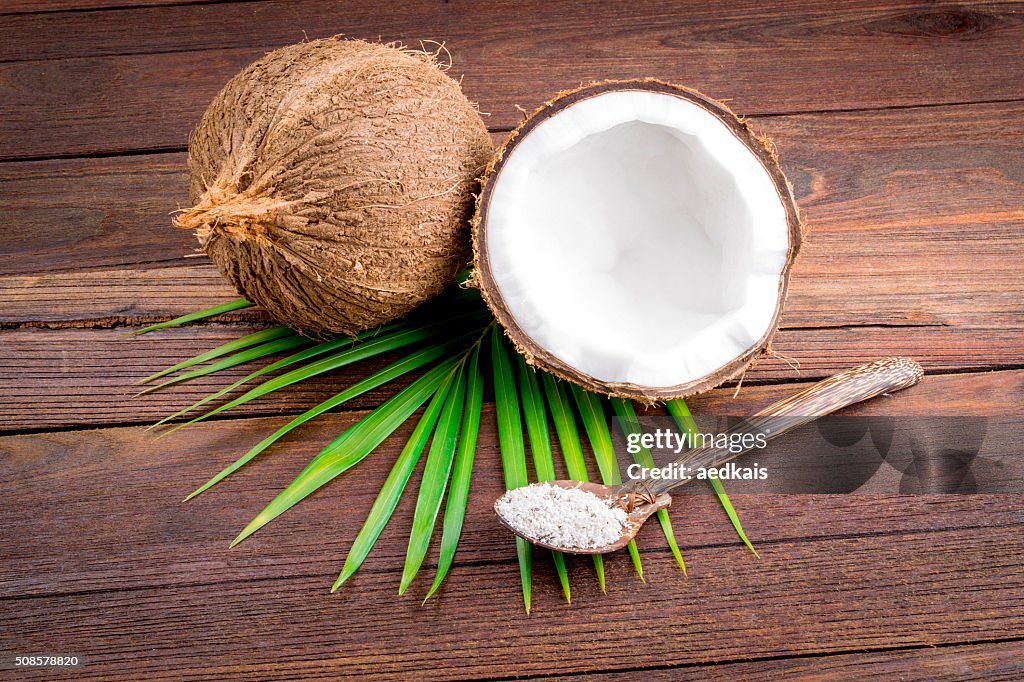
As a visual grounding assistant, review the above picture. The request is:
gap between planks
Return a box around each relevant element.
[0,0,252,18]
[506,637,1024,681]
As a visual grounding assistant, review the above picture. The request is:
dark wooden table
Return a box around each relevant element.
[2,1,1023,679]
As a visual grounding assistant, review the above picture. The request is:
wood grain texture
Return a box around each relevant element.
[1,513,1021,678]
[15,0,1021,63]
[0,0,197,15]
[0,325,401,430]
[1,533,1021,680]
[0,264,246,325]
[552,639,1024,680]
[762,101,1024,330]
[2,325,1022,432]
[1,1,1023,158]
[1,1,1022,678]
[0,152,194,276]
[1,395,1022,678]
[8,533,1024,679]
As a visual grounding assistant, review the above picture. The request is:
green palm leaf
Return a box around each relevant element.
[150,315,464,428]
[425,342,484,602]
[185,340,464,500]
[709,476,758,558]
[540,373,605,593]
[666,398,758,557]
[131,297,252,335]
[332,370,455,591]
[231,356,462,547]
[491,327,532,614]
[139,333,310,396]
[138,326,297,384]
[151,333,376,428]
[570,386,644,581]
[609,397,687,573]
[516,355,571,602]
[173,317,484,431]
[399,362,467,594]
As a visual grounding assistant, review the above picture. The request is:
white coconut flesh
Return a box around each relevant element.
[484,90,792,389]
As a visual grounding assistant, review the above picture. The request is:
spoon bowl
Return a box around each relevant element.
[493,480,671,554]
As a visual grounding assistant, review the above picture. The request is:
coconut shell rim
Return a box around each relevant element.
[472,79,803,402]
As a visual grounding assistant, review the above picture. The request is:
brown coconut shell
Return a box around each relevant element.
[472,79,803,401]
[175,38,492,337]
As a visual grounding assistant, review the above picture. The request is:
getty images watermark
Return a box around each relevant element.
[613,416,1024,494]
[624,427,769,483]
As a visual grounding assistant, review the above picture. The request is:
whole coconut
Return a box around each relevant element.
[175,38,492,337]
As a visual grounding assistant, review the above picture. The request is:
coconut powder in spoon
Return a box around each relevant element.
[496,483,629,549]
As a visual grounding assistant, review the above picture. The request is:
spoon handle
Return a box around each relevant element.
[636,357,924,495]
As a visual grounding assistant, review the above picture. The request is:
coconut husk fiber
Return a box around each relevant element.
[176,38,492,337]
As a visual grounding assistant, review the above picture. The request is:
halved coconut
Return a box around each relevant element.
[473,80,801,400]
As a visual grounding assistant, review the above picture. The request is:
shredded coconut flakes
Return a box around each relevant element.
[496,483,629,549]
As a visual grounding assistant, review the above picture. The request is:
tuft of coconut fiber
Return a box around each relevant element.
[176,38,492,337]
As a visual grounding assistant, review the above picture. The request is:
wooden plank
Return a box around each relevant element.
[0,523,1021,679]
[761,102,1024,330]
[0,4,1018,678]
[2,101,1022,328]
[1,324,1021,431]
[0,48,249,160]
[20,0,1011,63]
[0,325,412,430]
[1,370,1021,598]
[0,152,194,277]
[0,265,248,327]
[0,0,193,15]
[2,1,1024,158]
[555,640,1024,680]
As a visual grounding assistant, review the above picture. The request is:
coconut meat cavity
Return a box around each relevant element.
[483,89,792,390]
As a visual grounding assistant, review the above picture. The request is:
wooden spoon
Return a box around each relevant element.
[494,357,924,554]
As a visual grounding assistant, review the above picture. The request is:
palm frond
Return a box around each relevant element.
[425,342,484,602]
[490,327,532,614]
[540,373,605,593]
[516,355,571,602]
[400,362,467,594]
[666,398,758,557]
[139,333,310,397]
[570,385,644,581]
[333,379,452,590]
[171,316,485,431]
[231,355,462,547]
[138,326,296,384]
[610,397,687,573]
[138,284,762,610]
[151,318,421,427]
[185,340,465,500]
